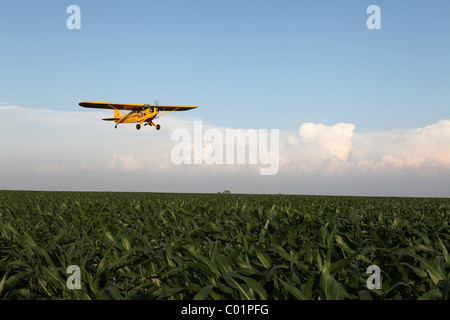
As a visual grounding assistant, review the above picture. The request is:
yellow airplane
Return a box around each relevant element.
[79,101,197,130]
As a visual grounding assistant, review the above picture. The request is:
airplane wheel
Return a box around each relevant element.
[136,124,141,130]
[156,124,161,130]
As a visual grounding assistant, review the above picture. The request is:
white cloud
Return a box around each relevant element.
[107,154,145,172]
[0,104,449,196]
[281,123,355,174]
[299,122,355,162]
[281,119,450,176]
[351,119,450,172]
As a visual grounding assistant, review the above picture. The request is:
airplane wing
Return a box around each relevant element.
[79,102,143,110]
[79,102,197,111]
[157,105,197,111]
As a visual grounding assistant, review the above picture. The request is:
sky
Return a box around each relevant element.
[1,0,449,197]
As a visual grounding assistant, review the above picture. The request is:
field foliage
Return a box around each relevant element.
[0,191,449,300]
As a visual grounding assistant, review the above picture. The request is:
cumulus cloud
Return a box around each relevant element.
[352,119,450,171]
[107,154,145,172]
[282,122,355,174]
[299,122,355,162]
[0,104,449,195]
[280,119,450,176]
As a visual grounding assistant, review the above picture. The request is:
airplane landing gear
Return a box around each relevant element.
[140,122,160,130]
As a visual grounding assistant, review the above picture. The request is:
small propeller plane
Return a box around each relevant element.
[79,101,197,130]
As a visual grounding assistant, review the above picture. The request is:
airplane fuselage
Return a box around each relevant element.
[116,107,159,125]
[103,106,161,130]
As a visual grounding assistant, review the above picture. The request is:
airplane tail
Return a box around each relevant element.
[102,109,122,121]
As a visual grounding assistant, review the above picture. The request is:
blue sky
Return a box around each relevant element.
[1,0,449,131]
[1,1,450,196]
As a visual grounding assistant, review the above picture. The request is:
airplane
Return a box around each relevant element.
[79,101,197,130]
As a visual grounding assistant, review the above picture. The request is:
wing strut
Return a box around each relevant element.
[155,107,180,119]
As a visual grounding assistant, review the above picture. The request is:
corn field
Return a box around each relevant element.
[0,190,449,300]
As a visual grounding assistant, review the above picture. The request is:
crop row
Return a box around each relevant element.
[0,191,449,299]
